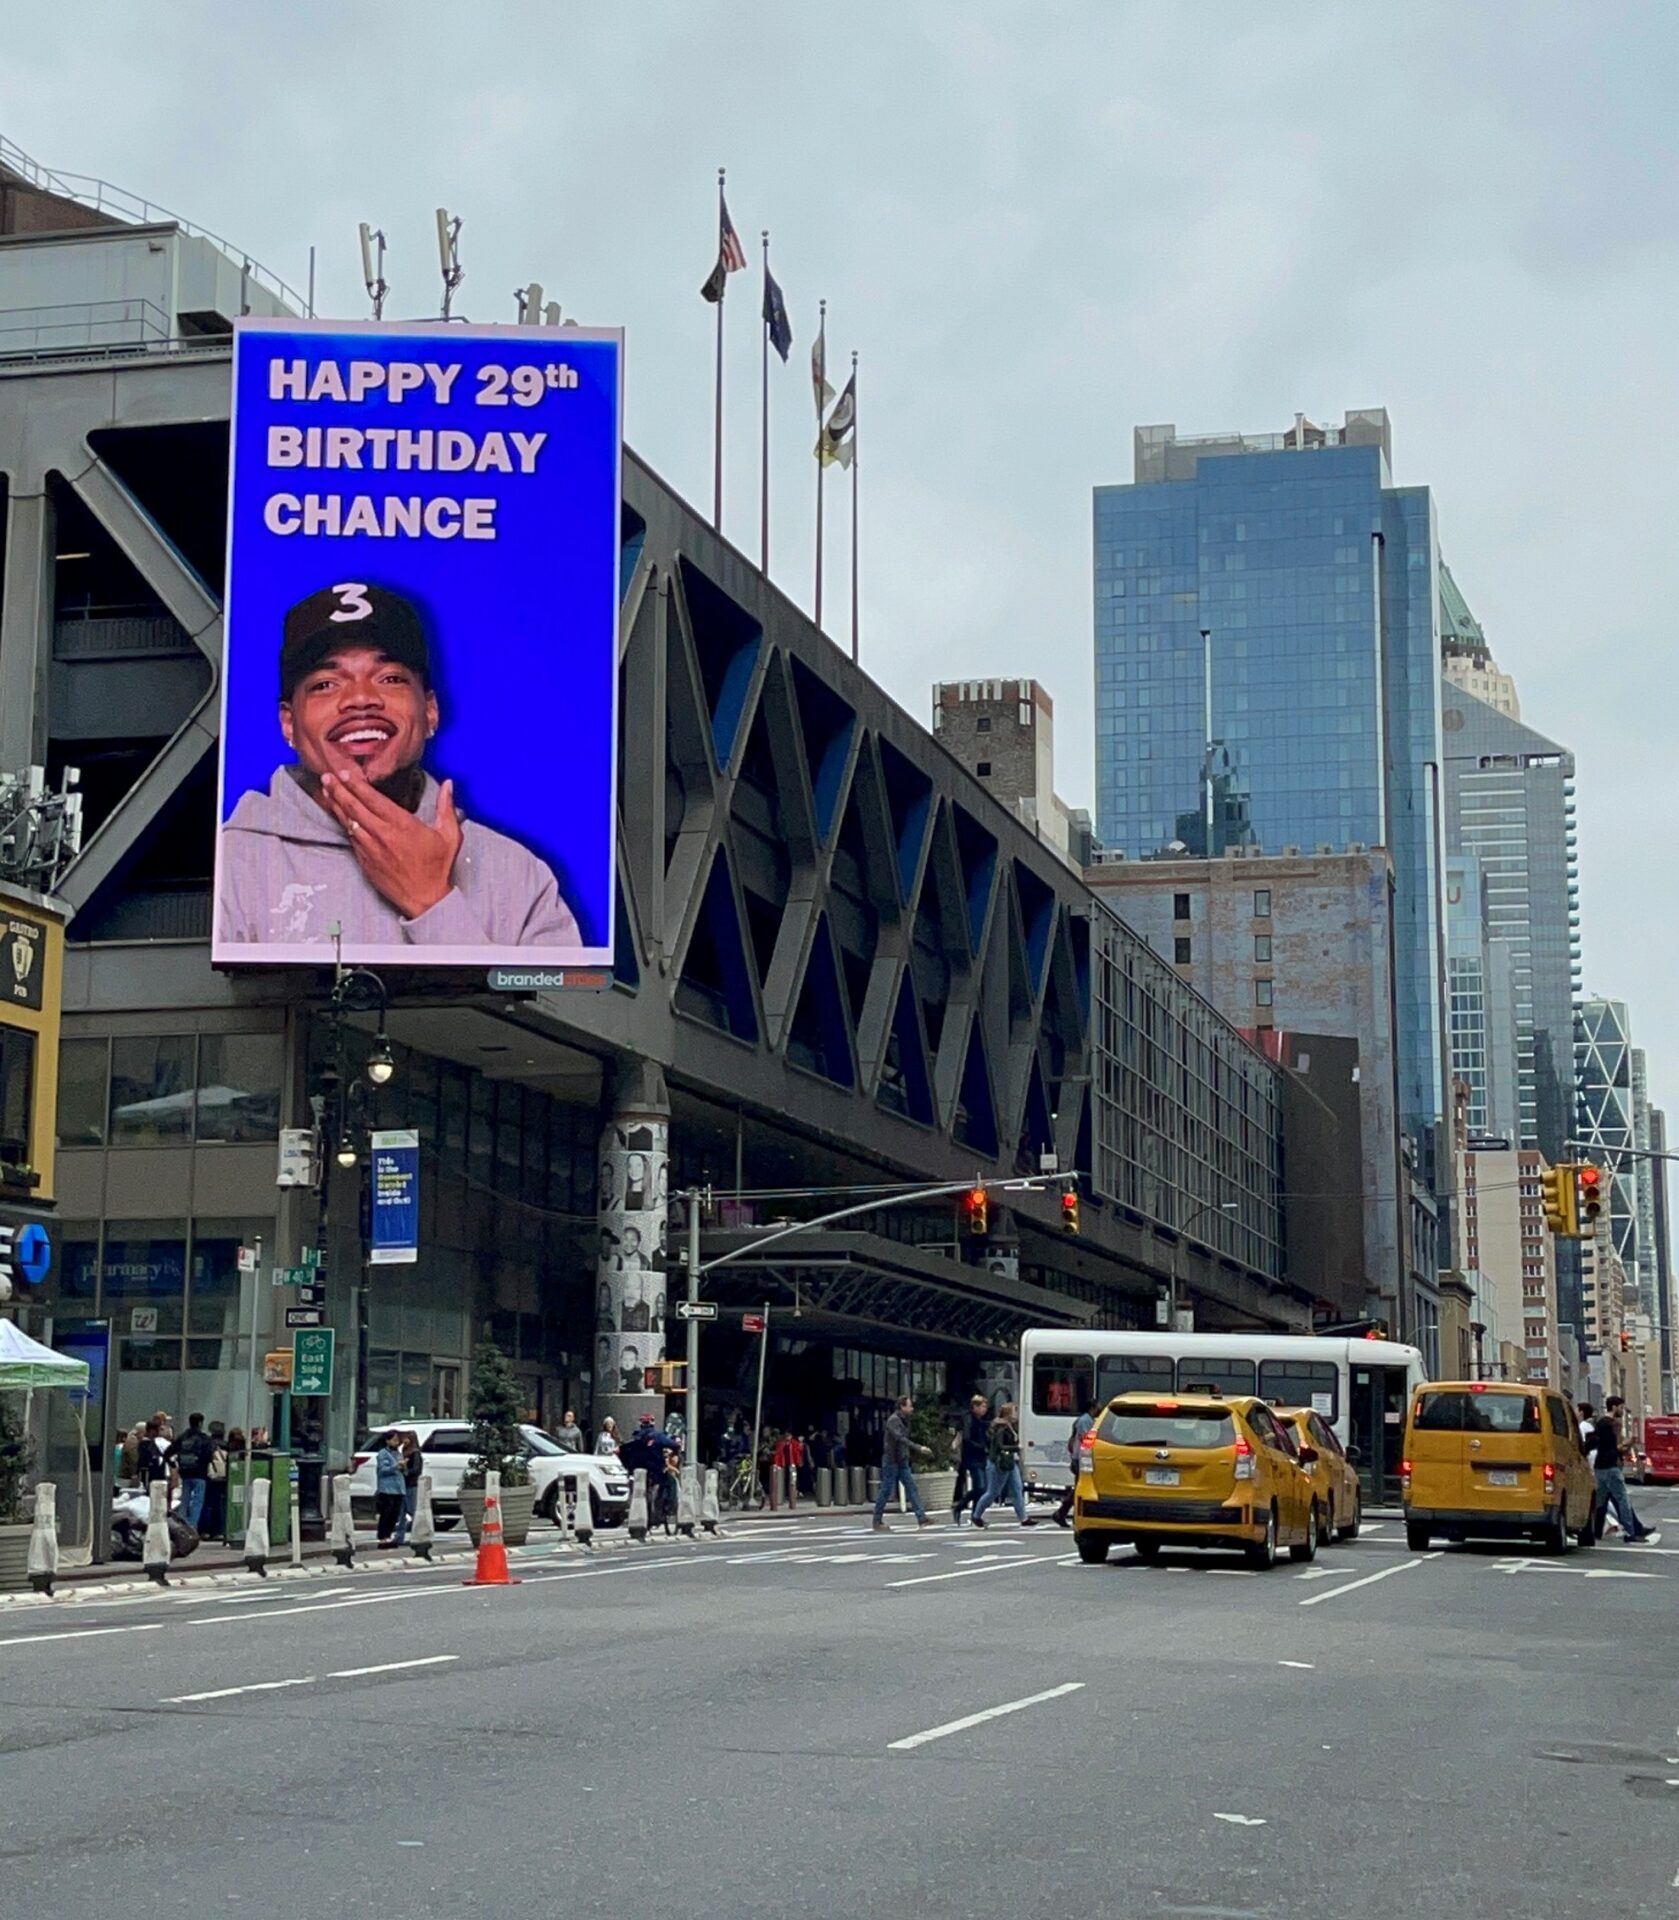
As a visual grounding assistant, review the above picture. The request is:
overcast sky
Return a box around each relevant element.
[8,1,1677,1125]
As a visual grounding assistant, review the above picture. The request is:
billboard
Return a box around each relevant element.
[214,318,622,968]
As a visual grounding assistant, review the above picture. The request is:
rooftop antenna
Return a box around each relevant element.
[358,222,388,320]
[518,281,544,326]
[436,207,465,319]
[542,300,562,327]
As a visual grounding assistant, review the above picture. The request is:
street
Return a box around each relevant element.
[4,1491,1678,1918]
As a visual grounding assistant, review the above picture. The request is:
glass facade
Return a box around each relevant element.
[1093,438,1446,1148]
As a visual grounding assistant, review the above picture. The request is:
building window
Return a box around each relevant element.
[0,1028,36,1166]
[196,1034,283,1143]
[57,1038,109,1147]
[1173,893,1191,922]
[975,716,992,732]
[1255,980,1274,1007]
[976,761,991,778]
[1253,934,1272,963]
[1253,889,1271,918]
[109,1037,197,1146]
[1174,938,1192,965]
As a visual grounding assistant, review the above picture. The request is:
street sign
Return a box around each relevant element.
[284,1307,324,1329]
[129,1307,158,1335]
[292,1327,334,1396]
[302,1245,323,1269]
[674,1300,719,1322]
[271,1265,314,1288]
[237,1245,258,1273]
[742,1312,766,1333]
[298,1284,324,1307]
[263,1348,295,1387]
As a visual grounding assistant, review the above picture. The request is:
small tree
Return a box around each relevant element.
[907,1402,956,1470]
[0,1394,34,1523]
[461,1342,529,1490]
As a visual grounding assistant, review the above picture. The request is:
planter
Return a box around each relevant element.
[0,1521,32,1592]
[915,1469,958,1512]
[458,1483,535,1547]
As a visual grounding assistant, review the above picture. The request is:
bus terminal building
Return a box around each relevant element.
[0,154,1380,1479]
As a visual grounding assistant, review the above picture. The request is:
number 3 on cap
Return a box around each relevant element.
[329,582,372,623]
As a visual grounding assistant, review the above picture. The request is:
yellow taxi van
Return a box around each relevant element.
[1401,1381,1595,1554]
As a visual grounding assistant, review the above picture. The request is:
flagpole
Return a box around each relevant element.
[814,298,827,630]
[760,230,770,574]
[712,166,726,533]
[849,349,860,665]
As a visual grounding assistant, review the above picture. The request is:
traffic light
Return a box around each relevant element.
[1620,1329,1631,1353]
[1060,1185,1081,1235]
[652,1359,687,1394]
[961,1186,989,1240]
[1576,1164,1606,1233]
[1539,1164,1577,1237]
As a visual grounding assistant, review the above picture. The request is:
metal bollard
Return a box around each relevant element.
[815,1467,832,1507]
[702,1467,721,1535]
[628,1467,649,1542]
[143,1478,172,1586]
[569,1471,594,1548]
[28,1481,59,1595]
[410,1473,436,1560]
[851,1465,867,1505]
[244,1475,271,1577]
[677,1465,698,1539]
[769,1466,786,1510]
[330,1472,357,1568]
[867,1467,881,1502]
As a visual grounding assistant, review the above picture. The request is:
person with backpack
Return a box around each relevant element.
[953,1395,992,1524]
[1053,1397,1096,1528]
[971,1401,1034,1529]
[173,1412,216,1532]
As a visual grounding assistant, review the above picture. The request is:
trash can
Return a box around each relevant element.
[227,1452,291,1544]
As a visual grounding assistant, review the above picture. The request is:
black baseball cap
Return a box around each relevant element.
[280,583,430,700]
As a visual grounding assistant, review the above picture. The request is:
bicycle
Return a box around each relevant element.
[720,1456,765,1511]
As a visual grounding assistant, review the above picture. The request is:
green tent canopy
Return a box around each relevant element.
[0,1320,89,1392]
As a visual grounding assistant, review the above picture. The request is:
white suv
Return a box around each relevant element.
[348,1422,631,1530]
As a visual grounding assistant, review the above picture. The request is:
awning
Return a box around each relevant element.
[0,1319,90,1392]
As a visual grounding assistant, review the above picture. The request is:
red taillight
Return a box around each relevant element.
[1469,1383,1487,1394]
[1400,1458,1410,1476]
[1233,1436,1255,1481]
[1079,1430,1097,1451]
[1078,1431,1095,1477]
[1543,1461,1556,1486]
[1234,1437,1253,1456]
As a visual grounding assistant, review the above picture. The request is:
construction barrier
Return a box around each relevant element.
[28,1481,58,1595]
[702,1467,721,1535]
[330,1472,356,1568]
[143,1478,172,1586]
[463,1470,519,1586]
[628,1467,649,1542]
[244,1475,271,1577]
[410,1474,436,1560]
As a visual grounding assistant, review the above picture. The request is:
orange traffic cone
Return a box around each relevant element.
[463,1477,521,1587]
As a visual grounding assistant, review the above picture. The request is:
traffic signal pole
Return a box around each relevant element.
[685,1187,703,1455]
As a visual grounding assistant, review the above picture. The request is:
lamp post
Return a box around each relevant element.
[1168,1198,1239,1332]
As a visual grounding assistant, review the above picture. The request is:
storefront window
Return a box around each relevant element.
[109,1037,196,1145]
[196,1034,282,1143]
[56,1038,108,1146]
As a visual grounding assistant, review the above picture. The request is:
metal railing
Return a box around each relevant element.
[0,133,306,311]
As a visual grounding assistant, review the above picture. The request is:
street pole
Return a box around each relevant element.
[749,1302,770,1496]
[243,1234,263,1447]
[685,1187,703,1459]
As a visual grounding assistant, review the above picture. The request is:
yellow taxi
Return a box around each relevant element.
[1401,1381,1595,1554]
[1073,1390,1319,1569]
[1276,1405,1362,1542]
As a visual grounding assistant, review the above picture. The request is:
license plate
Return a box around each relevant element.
[1487,1470,1519,1488]
[1145,1468,1179,1487]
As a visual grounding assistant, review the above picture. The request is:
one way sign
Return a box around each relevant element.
[674,1300,718,1322]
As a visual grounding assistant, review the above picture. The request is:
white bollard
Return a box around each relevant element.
[28,1482,59,1595]
[702,1467,721,1536]
[410,1473,435,1560]
[290,1495,302,1569]
[628,1467,649,1542]
[569,1471,594,1549]
[677,1464,698,1539]
[244,1475,271,1577]
[143,1478,172,1586]
[330,1472,357,1568]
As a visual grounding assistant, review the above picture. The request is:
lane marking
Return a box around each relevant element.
[888,1681,1084,1750]
[165,1675,317,1703]
[1298,1558,1424,1606]
[1278,1660,1315,1669]
[1213,1812,1267,1826]
[327,1655,459,1679]
[0,1622,165,1649]
[886,1558,1038,1589]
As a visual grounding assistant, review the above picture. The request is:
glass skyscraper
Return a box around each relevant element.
[1092,411,1447,1147]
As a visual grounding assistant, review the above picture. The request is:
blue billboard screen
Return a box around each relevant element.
[214,318,621,968]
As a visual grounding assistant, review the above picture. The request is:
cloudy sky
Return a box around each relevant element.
[8,1,1677,1120]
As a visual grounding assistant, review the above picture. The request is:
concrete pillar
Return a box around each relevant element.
[594,1061,670,1439]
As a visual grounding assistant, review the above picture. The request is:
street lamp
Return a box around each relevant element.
[364,1035,396,1086]
[1168,1198,1239,1331]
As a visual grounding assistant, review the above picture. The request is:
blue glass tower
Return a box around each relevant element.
[1092,412,1447,1149]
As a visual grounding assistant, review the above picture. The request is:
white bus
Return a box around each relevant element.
[1018,1329,1426,1505]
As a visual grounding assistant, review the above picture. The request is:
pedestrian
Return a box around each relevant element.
[374,1429,406,1547]
[393,1429,425,1545]
[203,1421,229,1540]
[1588,1398,1655,1543]
[1054,1397,1097,1528]
[119,1419,145,1487]
[719,1413,749,1467]
[554,1407,584,1454]
[173,1412,215,1532]
[872,1394,935,1532]
[136,1416,176,1496]
[595,1415,620,1456]
[972,1401,1034,1529]
[953,1394,991,1524]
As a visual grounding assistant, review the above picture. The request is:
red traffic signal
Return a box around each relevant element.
[962,1186,989,1239]
[1060,1188,1081,1235]
[1576,1164,1606,1230]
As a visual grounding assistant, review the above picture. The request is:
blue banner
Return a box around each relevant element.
[214,318,622,970]
[369,1128,420,1265]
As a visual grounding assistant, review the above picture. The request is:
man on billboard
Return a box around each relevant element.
[217,582,580,948]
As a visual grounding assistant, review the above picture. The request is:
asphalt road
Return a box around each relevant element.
[5,1489,1679,1919]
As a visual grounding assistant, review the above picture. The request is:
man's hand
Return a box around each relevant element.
[321,767,464,921]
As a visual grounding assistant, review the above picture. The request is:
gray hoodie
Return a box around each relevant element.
[218,765,581,950]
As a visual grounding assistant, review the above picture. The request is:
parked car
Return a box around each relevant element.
[1275,1405,1363,1541]
[347,1422,631,1530]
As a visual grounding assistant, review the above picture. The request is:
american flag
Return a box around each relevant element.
[701,192,748,302]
